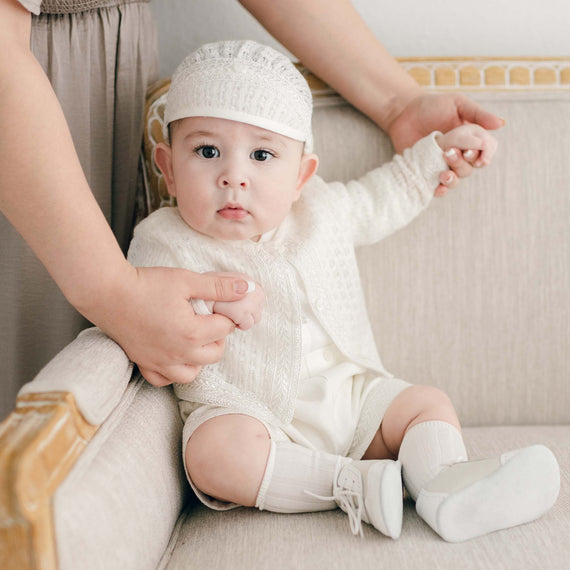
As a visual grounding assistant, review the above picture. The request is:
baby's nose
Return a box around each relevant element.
[219,175,248,189]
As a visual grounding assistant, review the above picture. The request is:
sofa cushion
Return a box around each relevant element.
[160,425,569,570]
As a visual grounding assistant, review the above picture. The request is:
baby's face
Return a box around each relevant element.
[158,117,317,241]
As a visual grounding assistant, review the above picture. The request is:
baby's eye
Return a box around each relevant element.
[196,145,220,159]
[251,149,274,162]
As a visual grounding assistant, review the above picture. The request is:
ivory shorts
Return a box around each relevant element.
[181,344,411,510]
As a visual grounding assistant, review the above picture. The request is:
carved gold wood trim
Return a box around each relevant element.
[0,392,97,570]
[399,57,570,89]
[142,78,174,213]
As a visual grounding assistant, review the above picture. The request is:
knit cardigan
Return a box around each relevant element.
[127,133,447,426]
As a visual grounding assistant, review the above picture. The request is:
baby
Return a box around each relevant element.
[128,40,559,541]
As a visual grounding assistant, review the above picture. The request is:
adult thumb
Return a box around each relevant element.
[185,271,249,302]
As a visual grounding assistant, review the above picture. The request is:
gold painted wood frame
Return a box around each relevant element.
[0,393,97,570]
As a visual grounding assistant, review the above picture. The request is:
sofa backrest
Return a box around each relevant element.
[311,60,570,426]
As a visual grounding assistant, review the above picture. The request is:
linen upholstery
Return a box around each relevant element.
[54,377,187,570]
[160,426,569,570]
[18,328,132,426]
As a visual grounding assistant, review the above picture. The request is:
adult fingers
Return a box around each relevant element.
[434,184,448,198]
[439,170,459,189]
[140,364,203,386]
[455,95,506,131]
[139,366,173,387]
[184,270,249,302]
[189,313,236,346]
[444,148,474,178]
[184,335,229,366]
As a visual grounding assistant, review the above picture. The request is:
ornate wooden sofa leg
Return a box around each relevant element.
[0,392,97,570]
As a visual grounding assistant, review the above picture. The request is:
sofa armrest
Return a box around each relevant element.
[0,327,133,569]
[0,391,97,570]
[18,327,133,426]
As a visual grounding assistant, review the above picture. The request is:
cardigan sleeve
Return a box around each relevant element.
[343,132,448,247]
[127,209,185,269]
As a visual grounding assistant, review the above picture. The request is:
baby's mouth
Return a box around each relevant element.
[217,205,250,220]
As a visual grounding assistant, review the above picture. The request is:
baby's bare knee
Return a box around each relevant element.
[186,414,270,495]
[406,385,454,412]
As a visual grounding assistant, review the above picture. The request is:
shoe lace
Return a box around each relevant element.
[305,488,364,537]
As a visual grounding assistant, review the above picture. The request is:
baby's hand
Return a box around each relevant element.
[436,123,498,168]
[207,271,265,331]
[435,124,498,196]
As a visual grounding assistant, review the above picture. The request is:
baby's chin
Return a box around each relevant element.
[181,212,278,242]
[190,224,266,243]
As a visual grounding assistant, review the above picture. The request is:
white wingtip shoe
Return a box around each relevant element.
[416,444,560,542]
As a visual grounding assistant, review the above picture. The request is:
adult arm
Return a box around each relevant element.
[239,0,504,192]
[0,0,247,386]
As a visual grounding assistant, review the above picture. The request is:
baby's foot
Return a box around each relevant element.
[334,460,403,538]
[416,444,560,542]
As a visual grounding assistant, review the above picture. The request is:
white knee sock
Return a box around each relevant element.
[255,441,350,513]
[398,420,468,501]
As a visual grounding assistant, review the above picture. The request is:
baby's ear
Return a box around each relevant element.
[154,142,176,197]
[295,153,319,198]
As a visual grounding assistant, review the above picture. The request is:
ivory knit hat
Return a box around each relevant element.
[163,40,314,152]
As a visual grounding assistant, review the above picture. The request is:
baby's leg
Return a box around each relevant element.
[374,385,559,542]
[186,414,271,506]
[186,413,403,538]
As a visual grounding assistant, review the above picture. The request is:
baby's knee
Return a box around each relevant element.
[185,414,270,491]
[405,384,455,414]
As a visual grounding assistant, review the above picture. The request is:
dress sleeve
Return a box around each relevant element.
[344,132,448,247]
[16,0,42,15]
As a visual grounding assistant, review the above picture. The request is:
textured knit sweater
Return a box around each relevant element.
[127,133,447,426]
[18,0,147,15]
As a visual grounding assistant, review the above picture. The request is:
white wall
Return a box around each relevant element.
[150,0,570,77]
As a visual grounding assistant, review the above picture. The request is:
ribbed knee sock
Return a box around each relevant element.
[255,440,350,513]
[398,420,468,500]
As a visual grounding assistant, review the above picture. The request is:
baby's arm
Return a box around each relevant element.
[191,271,265,331]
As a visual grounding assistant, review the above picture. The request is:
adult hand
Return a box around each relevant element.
[208,272,266,331]
[388,93,505,196]
[95,265,249,387]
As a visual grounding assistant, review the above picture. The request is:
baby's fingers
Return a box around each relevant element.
[473,136,498,167]
[237,314,256,331]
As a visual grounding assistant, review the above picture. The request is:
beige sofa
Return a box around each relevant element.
[1,58,569,569]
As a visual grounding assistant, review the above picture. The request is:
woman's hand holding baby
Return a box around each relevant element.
[199,271,266,331]
[435,124,498,197]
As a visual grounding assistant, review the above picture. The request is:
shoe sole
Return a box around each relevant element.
[428,445,560,542]
[366,460,403,539]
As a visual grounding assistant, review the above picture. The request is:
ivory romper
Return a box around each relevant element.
[181,276,411,511]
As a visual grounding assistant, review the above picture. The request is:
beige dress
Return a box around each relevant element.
[0,0,158,419]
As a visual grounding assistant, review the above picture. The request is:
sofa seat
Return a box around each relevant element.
[160,425,569,570]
